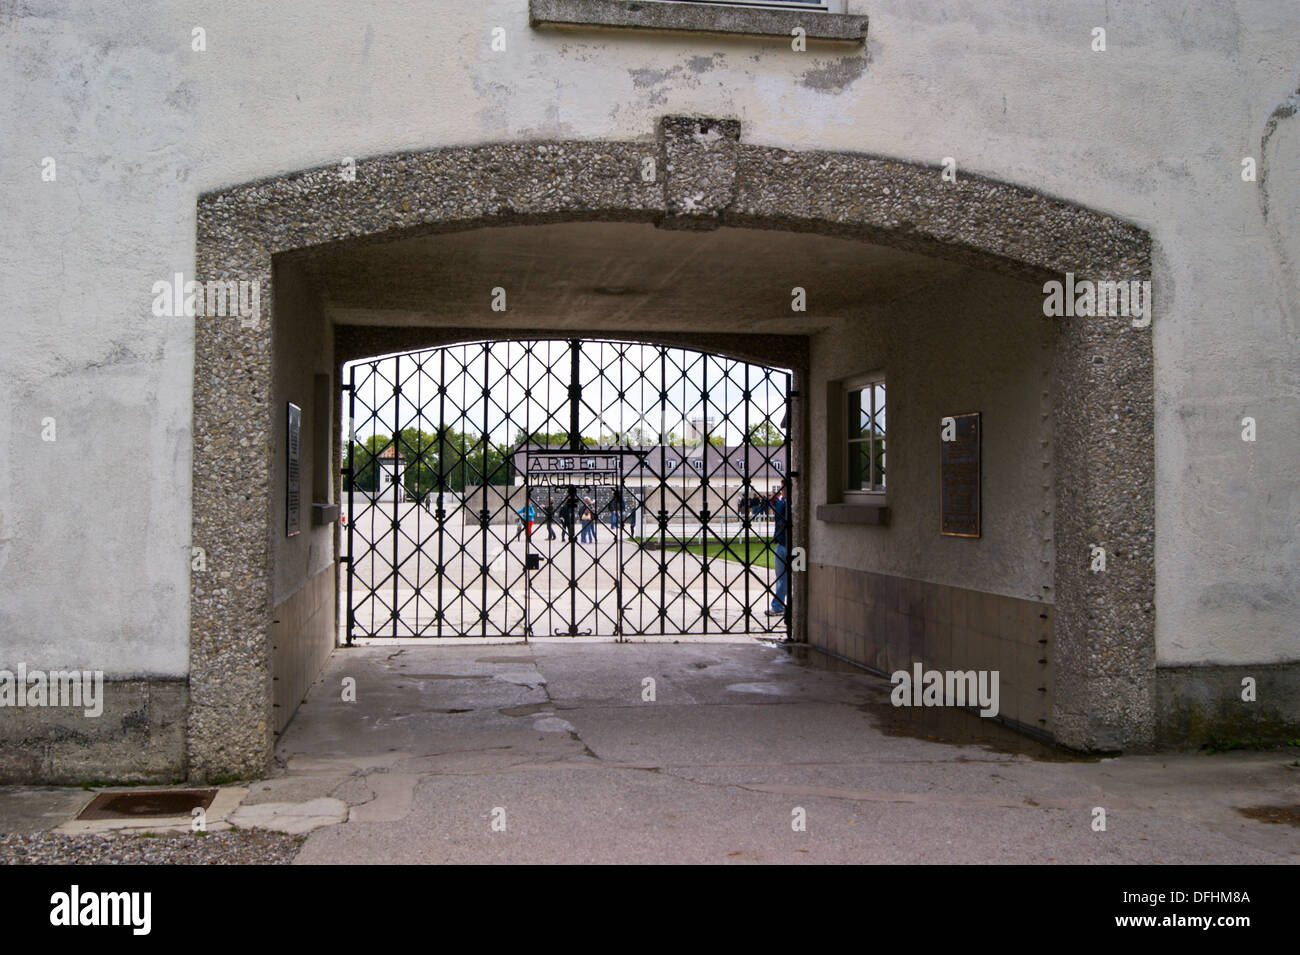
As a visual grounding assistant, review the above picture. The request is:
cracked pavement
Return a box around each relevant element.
[248,641,1299,864]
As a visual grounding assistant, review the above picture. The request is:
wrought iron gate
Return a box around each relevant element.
[343,339,791,642]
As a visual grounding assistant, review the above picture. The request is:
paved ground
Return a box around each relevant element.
[2,640,1297,864]
[345,501,785,637]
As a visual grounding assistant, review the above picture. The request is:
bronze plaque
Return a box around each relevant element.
[940,412,980,538]
[286,403,302,537]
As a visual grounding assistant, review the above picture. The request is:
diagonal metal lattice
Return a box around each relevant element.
[344,339,791,641]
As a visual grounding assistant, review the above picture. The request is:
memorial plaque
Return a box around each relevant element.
[940,412,980,538]
[286,403,301,537]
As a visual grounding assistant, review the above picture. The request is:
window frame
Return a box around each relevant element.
[528,0,868,45]
[842,371,886,504]
[661,0,844,11]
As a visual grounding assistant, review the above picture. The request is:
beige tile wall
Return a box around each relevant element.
[808,563,1054,736]
[271,563,336,735]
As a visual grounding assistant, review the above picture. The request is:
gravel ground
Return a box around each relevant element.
[0,829,304,865]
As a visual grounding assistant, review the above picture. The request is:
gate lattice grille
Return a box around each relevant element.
[344,339,791,641]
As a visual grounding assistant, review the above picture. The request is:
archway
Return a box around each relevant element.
[190,116,1153,780]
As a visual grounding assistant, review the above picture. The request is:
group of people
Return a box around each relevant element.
[512,482,790,622]
[514,492,636,544]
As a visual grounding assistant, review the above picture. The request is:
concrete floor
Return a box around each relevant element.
[345,501,784,638]
[253,640,1299,864]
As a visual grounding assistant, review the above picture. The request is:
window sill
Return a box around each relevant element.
[816,502,889,525]
[312,503,340,526]
[529,0,869,44]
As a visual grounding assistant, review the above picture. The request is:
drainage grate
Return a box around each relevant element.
[76,789,218,820]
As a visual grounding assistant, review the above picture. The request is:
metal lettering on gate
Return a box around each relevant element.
[522,450,626,638]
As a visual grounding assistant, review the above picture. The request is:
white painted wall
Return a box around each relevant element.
[270,261,334,607]
[1,0,1296,673]
[809,267,1053,600]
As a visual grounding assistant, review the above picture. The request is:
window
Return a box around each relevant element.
[844,374,885,499]
[530,0,867,44]
[664,0,843,10]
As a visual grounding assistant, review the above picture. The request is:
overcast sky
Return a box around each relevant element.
[345,340,791,447]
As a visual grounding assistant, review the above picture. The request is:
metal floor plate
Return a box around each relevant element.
[76,789,217,820]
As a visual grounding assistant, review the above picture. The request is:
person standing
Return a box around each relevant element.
[542,498,557,540]
[608,489,622,533]
[514,501,535,541]
[560,493,576,541]
[579,498,597,544]
[766,482,790,617]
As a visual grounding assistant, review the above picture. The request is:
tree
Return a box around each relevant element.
[471,438,515,487]
[343,427,515,497]
[343,434,390,492]
[745,420,784,446]
[674,433,725,448]
[600,424,659,447]
[511,427,596,449]
[396,427,439,501]
[446,429,514,489]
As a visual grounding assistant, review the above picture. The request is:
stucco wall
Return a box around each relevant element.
[0,0,1296,686]
[270,260,334,607]
[808,268,1051,599]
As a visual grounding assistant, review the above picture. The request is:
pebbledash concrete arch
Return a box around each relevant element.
[191,116,1153,781]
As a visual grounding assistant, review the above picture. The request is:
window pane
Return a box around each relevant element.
[847,440,868,490]
[847,389,861,439]
[848,388,872,439]
[845,379,886,494]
